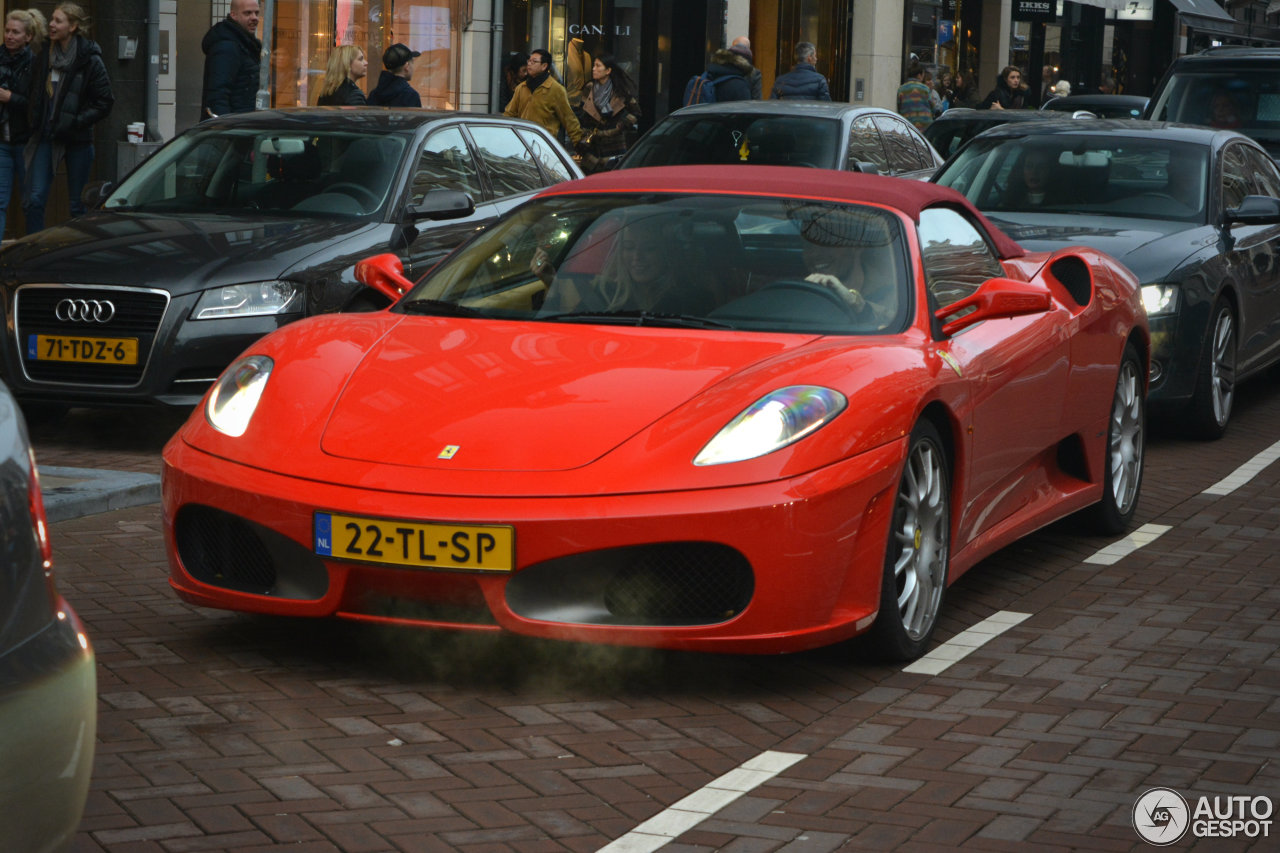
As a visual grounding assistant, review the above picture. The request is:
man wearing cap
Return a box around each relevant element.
[201,0,261,118]
[367,43,422,107]
[503,49,584,146]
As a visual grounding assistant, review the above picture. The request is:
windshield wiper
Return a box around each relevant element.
[399,299,484,317]
[540,310,733,329]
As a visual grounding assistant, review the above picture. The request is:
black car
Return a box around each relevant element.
[619,102,943,179]
[0,109,581,408]
[0,380,96,851]
[1145,47,1280,160]
[933,120,1280,438]
[1041,94,1148,119]
[924,107,1073,159]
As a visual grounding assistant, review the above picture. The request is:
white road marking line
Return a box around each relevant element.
[1203,438,1280,496]
[902,610,1031,675]
[597,750,806,853]
[1082,522,1172,565]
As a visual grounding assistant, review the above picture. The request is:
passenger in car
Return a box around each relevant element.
[539,214,716,315]
[802,241,899,329]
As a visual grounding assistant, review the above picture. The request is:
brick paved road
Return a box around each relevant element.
[34,379,1280,852]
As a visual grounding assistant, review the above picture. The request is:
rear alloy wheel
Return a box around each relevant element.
[1091,344,1145,534]
[867,420,949,661]
[1188,303,1236,440]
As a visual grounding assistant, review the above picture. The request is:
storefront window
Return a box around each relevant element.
[506,1,644,110]
[272,0,462,109]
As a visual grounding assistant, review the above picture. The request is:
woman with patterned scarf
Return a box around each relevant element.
[22,2,112,232]
[0,8,44,238]
[577,54,640,173]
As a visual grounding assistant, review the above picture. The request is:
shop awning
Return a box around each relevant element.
[1268,0,1280,16]
[1070,0,1137,10]
[1165,0,1237,25]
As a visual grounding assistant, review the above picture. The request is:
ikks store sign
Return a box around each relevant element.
[1012,0,1057,23]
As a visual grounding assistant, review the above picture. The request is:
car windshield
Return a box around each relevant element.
[623,114,843,168]
[104,128,408,218]
[399,193,911,335]
[935,136,1209,223]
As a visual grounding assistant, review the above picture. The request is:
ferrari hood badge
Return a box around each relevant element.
[438,445,460,460]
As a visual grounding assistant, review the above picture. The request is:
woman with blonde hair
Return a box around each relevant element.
[23,1,113,231]
[0,8,45,236]
[317,44,367,105]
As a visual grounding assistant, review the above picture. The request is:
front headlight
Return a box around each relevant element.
[1140,283,1180,317]
[206,356,273,437]
[694,386,847,466]
[192,281,301,319]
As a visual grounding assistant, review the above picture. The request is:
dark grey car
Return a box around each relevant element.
[619,101,943,180]
[0,380,95,851]
[0,109,581,409]
[934,120,1280,439]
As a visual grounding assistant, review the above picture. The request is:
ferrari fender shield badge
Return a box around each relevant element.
[438,445,460,460]
[938,350,963,377]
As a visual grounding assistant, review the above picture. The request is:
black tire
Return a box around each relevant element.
[1186,302,1236,440]
[865,419,950,662]
[1089,343,1145,534]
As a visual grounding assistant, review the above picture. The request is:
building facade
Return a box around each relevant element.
[5,0,1266,240]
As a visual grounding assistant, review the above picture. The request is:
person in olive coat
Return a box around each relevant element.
[23,2,112,232]
[201,0,260,118]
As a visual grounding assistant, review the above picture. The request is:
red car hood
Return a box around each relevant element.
[320,319,812,472]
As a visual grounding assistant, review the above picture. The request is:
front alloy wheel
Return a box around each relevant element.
[1091,343,1144,534]
[1188,304,1236,440]
[867,420,949,661]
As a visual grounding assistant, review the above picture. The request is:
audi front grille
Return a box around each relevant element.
[15,284,169,386]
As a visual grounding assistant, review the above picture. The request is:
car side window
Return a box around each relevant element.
[468,125,545,197]
[848,117,889,172]
[517,129,574,184]
[1221,143,1251,212]
[918,207,1005,311]
[1242,145,1280,198]
[411,127,483,204]
[873,115,931,172]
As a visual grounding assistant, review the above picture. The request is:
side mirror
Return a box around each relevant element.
[1223,194,1280,227]
[406,189,475,222]
[354,253,414,303]
[936,277,1052,336]
[851,161,880,176]
[81,180,113,210]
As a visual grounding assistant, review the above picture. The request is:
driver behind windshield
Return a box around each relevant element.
[799,209,900,329]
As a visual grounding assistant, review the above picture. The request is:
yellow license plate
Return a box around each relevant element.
[314,512,514,572]
[27,334,139,365]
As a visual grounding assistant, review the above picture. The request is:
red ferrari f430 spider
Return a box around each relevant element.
[162,166,1147,661]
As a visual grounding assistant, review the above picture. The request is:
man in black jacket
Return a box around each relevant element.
[367,43,422,107]
[770,42,831,101]
[201,0,261,118]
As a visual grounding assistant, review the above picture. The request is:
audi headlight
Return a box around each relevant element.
[193,281,301,319]
[1140,284,1180,317]
[206,356,273,437]
[694,386,846,466]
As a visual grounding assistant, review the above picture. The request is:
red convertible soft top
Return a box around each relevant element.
[543,165,1026,260]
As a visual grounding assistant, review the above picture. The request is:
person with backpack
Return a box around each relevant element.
[684,47,751,106]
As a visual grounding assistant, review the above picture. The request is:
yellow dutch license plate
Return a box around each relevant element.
[314,512,514,572]
[27,334,139,365]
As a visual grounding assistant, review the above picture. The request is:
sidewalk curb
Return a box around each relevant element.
[40,466,161,522]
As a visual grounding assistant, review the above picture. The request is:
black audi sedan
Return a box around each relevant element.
[0,108,581,409]
[934,120,1280,439]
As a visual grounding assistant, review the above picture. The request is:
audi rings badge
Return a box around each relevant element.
[55,298,116,324]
